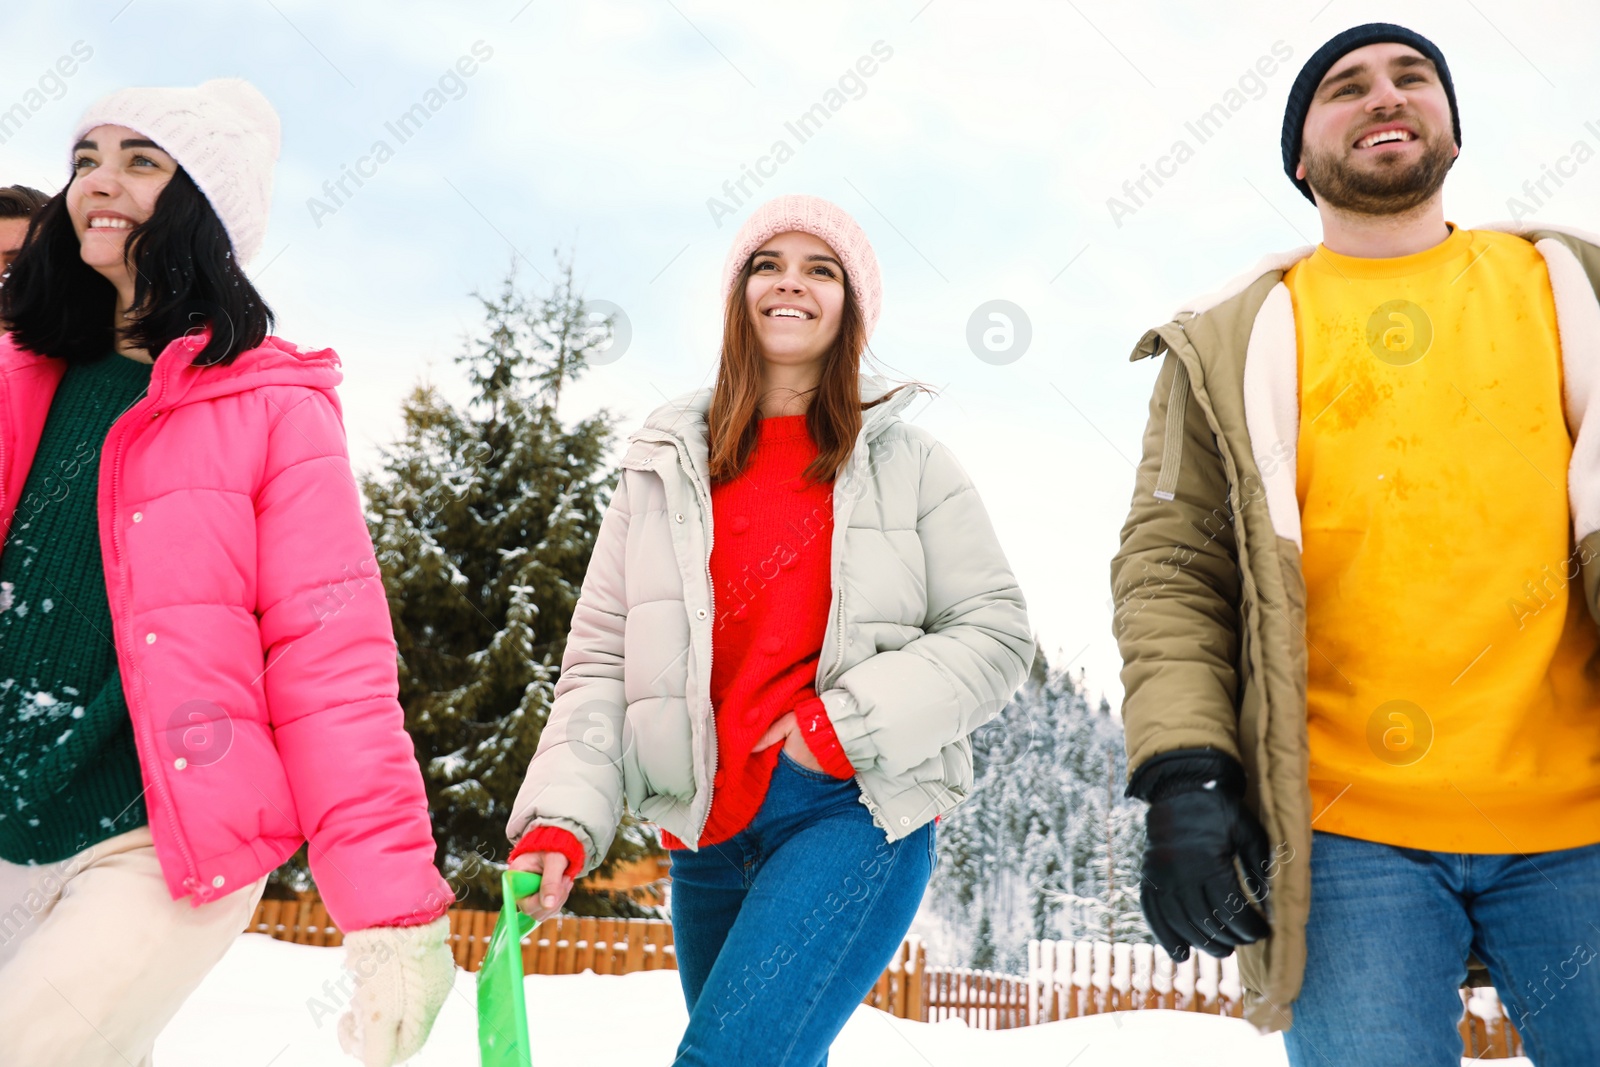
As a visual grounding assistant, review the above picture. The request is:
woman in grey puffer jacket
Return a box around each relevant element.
[507,194,1032,1064]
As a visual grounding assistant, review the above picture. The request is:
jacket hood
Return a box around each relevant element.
[146,334,342,410]
[0,332,342,410]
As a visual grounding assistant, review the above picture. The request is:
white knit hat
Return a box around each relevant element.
[721,194,883,339]
[73,78,280,267]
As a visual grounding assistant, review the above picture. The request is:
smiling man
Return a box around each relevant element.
[1111,23,1600,1066]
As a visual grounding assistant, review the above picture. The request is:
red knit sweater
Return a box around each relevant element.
[511,415,854,875]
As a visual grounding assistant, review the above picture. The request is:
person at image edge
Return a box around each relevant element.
[0,80,455,1067]
[1111,22,1600,1066]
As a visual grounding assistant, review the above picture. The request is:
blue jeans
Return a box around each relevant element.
[668,749,936,1066]
[1283,830,1600,1067]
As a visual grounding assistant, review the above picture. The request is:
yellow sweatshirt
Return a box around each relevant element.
[1287,226,1600,854]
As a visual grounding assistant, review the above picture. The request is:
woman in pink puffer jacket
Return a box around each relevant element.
[0,81,453,1067]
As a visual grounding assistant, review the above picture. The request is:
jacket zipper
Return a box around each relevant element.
[109,371,202,895]
[818,444,860,686]
[0,418,9,543]
[688,451,716,847]
[830,503,849,676]
[817,445,891,832]
[653,437,719,847]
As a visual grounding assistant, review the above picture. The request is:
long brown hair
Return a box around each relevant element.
[707,252,894,484]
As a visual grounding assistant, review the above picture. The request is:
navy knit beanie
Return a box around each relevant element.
[1281,23,1460,203]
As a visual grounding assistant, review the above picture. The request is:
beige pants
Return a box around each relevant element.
[0,825,268,1067]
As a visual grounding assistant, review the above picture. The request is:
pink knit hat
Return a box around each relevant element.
[721,194,883,339]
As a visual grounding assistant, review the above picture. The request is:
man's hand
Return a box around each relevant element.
[1128,748,1273,961]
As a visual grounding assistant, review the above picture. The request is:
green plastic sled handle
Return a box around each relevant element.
[477,869,546,1067]
[506,868,543,901]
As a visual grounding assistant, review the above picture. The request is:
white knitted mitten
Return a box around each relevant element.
[336,915,455,1066]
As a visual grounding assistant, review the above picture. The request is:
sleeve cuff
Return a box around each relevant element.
[509,825,588,880]
[816,687,880,772]
[795,693,857,780]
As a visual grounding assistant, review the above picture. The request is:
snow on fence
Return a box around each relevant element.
[922,965,1032,1029]
[1460,986,1525,1059]
[1019,938,1524,1058]
[1026,938,1240,1021]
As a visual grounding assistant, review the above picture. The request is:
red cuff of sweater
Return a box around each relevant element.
[509,825,587,880]
[794,693,856,780]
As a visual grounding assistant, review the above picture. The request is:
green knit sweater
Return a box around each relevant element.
[0,352,152,864]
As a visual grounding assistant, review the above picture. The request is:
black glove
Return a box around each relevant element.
[1127,748,1273,962]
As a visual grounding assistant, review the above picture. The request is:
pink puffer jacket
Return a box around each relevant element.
[0,332,451,931]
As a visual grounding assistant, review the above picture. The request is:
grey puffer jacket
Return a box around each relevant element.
[507,377,1033,875]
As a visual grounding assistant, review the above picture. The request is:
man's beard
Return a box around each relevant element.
[1302,130,1456,216]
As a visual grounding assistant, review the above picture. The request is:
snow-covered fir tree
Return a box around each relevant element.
[266,257,660,914]
[914,648,1150,973]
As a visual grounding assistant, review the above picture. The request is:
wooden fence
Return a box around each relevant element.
[247,897,677,975]
[863,938,926,1021]
[240,902,1525,1053]
[246,896,929,1018]
[1021,938,1524,1058]
[1459,987,1525,1060]
[1028,938,1243,1020]
[923,965,1032,1028]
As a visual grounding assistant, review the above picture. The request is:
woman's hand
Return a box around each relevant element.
[508,852,575,921]
[336,916,454,1067]
[754,711,827,773]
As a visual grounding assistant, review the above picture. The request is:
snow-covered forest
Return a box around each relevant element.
[914,653,1149,974]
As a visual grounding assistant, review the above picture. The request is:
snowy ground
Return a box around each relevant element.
[154,934,1529,1066]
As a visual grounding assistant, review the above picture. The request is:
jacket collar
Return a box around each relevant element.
[1162,221,1600,325]
[633,374,921,481]
[1153,224,1600,551]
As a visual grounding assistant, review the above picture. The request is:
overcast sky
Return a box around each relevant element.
[4,0,1597,708]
